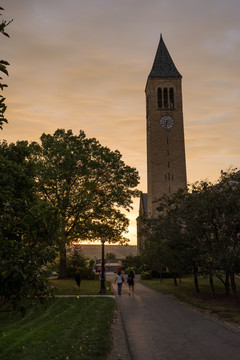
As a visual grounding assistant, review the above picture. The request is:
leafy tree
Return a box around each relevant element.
[34,129,139,278]
[143,169,240,297]
[0,141,58,313]
[180,170,240,297]
[143,190,194,286]
[70,245,87,268]
[106,252,116,260]
[0,7,12,129]
[122,255,143,271]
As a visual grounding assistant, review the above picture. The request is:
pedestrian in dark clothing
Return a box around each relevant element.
[75,268,81,288]
[127,270,135,295]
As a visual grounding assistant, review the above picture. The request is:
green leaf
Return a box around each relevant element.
[0,84,7,90]
[0,60,10,65]
[0,64,9,76]
[2,31,10,38]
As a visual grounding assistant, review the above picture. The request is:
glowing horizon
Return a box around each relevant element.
[1,0,240,244]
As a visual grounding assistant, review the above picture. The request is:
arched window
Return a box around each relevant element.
[164,88,168,108]
[169,87,174,109]
[157,88,162,108]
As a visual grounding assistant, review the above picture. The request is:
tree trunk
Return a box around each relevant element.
[193,266,200,293]
[173,273,178,286]
[59,246,67,279]
[209,272,215,298]
[216,272,230,296]
[230,272,238,300]
[225,272,230,296]
[159,266,162,283]
[179,272,182,283]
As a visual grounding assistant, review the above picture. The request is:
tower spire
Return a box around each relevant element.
[149,35,181,78]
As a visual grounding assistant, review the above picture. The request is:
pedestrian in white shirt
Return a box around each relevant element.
[115,270,124,295]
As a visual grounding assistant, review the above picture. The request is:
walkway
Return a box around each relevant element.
[108,274,240,360]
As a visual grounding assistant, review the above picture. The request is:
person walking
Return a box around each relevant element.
[74,267,81,288]
[115,270,124,295]
[127,270,135,296]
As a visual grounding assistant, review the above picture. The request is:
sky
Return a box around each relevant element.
[1,0,240,245]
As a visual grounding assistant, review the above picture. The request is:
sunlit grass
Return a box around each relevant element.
[48,278,112,295]
[0,297,115,360]
[142,275,240,324]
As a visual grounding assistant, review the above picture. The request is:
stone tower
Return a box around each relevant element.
[137,35,187,252]
[146,35,187,217]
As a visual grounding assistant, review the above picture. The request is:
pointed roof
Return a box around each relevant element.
[149,34,181,78]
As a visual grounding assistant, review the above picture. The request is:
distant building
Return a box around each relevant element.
[79,244,137,260]
[137,35,187,252]
[95,258,123,273]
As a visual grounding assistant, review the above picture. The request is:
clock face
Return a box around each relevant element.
[160,115,174,129]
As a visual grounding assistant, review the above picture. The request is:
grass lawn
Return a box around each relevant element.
[48,278,112,295]
[142,275,240,324]
[0,297,116,360]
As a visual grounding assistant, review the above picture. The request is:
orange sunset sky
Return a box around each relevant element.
[1,0,240,244]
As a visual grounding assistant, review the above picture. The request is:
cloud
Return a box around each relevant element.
[2,0,240,243]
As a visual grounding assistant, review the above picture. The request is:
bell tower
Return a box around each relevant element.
[146,35,187,217]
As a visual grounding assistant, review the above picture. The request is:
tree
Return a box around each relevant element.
[106,252,116,260]
[206,170,240,296]
[143,190,193,286]
[122,254,143,270]
[185,170,240,297]
[0,141,58,313]
[34,129,140,278]
[0,7,12,129]
[143,169,240,297]
[70,245,87,268]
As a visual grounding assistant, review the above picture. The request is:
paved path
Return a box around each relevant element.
[108,274,240,360]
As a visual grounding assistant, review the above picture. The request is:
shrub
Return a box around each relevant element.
[141,272,152,280]
[150,270,160,278]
